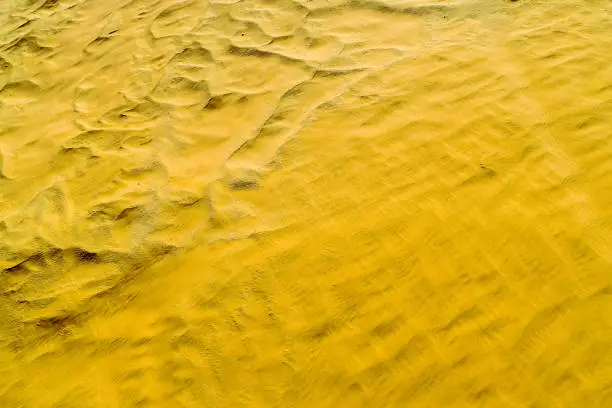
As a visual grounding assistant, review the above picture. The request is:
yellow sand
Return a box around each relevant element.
[1,0,612,406]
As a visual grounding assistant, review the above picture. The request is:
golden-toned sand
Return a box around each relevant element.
[1,0,612,406]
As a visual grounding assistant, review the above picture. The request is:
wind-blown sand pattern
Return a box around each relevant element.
[1,0,612,406]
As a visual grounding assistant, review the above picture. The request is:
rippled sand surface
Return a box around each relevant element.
[1,0,612,406]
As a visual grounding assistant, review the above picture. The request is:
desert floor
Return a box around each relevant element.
[1,0,612,407]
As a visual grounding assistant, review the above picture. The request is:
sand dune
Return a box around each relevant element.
[1,0,612,406]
